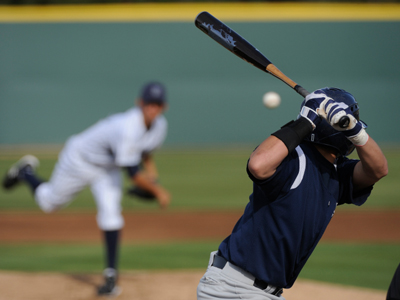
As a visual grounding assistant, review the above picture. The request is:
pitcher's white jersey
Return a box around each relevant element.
[34,107,167,230]
[74,107,167,168]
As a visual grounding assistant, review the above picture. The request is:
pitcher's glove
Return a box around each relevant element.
[127,186,156,201]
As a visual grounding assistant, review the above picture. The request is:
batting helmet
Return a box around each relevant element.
[302,87,367,157]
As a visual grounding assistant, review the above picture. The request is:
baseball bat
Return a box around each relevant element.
[194,11,350,129]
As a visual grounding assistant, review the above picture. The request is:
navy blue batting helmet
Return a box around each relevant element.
[302,87,367,157]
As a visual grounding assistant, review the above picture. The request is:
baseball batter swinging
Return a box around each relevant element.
[197,87,388,299]
[2,82,170,296]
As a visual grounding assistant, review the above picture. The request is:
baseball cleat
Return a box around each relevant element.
[2,155,39,190]
[97,268,121,297]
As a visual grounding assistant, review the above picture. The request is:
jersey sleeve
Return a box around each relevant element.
[246,149,300,201]
[125,165,140,177]
[112,114,143,167]
[337,158,374,206]
[115,115,167,167]
[145,117,168,153]
[114,137,143,167]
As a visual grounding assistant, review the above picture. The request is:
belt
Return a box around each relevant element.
[212,254,283,297]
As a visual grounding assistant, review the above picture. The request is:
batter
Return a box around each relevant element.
[197,87,388,299]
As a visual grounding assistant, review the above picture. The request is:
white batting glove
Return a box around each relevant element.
[319,98,369,146]
[299,91,331,129]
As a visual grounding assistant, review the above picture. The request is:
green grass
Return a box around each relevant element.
[1,147,400,210]
[0,241,220,272]
[362,148,400,208]
[0,241,398,291]
[300,242,400,291]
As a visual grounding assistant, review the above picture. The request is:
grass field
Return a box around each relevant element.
[0,241,399,291]
[0,146,399,291]
[1,146,400,210]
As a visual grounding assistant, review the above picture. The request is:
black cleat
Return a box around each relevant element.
[97,268,121,297]
[2,155,39,190]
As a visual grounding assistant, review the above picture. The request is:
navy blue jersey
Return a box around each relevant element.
[218,142,373,289]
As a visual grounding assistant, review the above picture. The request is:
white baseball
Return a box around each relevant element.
[263,91,281,109]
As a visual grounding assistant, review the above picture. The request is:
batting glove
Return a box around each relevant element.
[319,98,369,146]
[299,91,329,129]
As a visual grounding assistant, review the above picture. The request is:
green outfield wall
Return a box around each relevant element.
[1,3,400,147]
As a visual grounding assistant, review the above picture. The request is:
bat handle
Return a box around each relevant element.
[294,85,350,129]
[294,85,310,97]
[338,116,350,129]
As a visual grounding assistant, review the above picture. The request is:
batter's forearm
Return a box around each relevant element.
[353,137,388,189]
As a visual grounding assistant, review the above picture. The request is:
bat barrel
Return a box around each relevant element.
[195,11,272,73]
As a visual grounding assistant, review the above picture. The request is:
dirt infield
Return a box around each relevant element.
[0,270,387,300]
[0,209,398,300]
[1,209,399,243]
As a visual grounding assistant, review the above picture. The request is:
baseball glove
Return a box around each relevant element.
[127,186,156,201]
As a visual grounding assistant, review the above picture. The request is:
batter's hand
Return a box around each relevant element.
[318,95,369,146]
[300,91,328,129]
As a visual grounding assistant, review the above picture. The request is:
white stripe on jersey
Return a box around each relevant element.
[290,146,306,190]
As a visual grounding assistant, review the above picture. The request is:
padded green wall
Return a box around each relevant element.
[1,21,399,146]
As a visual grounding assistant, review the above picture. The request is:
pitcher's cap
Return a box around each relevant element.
[141,82,166,104]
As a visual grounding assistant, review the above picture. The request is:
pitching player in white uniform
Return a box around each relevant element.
[2,82,170,296]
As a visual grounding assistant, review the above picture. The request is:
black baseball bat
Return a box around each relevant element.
[194,11,350,129]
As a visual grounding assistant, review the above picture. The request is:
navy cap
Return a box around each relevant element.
[141,82,167,104]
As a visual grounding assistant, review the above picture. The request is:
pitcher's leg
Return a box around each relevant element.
[91,168,123,296]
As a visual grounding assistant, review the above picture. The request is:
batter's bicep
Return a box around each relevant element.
[248,136,288,180]
[338,159,373,206]
[352,161,375,190]
[247,148,300,198]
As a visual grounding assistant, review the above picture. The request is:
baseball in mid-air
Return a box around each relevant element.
[263,91,281,109]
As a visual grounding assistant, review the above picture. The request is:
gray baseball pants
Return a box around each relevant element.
[197,251,285,300]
